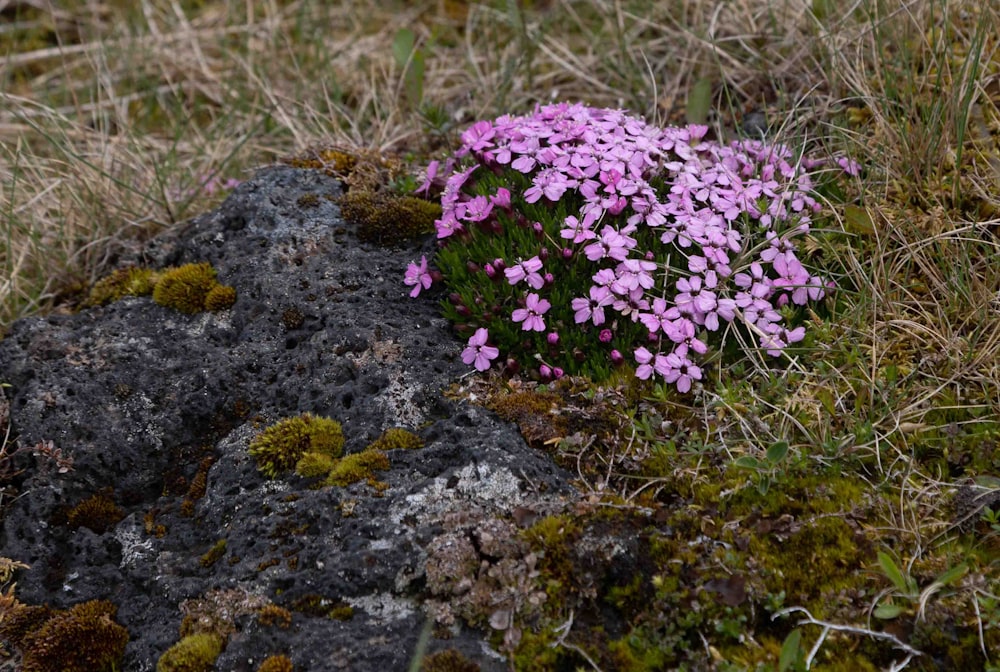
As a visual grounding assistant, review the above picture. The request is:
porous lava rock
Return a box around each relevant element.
[0,165,575,671]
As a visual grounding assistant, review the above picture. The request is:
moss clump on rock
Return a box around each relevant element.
[323,449,390,487]
[85,265,159,306]
[199,539,227,568]
[19,600,129,672]
[249,413,344,479]
[156,633,224,672]
[421,649,481,672]
[66,491,124,534]
[340,191,441,246]
[87,262,235,314]
[257,654,294,672]
[294,450,337,478]
[204,284,237,311]
[152,262,220,314]
[367,427,424,451]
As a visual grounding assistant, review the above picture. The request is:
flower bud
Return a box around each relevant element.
[553,367,564,379]
[455,305,471,317]
[467,261,481,274]
[599,329,613,343]
[449,292,462,305]
[546,332,559,345]
[492,258,506,272]
[610,349,624,365]
[539,247,549,262]
[543,273,555,286]
[573,348,586,363]
[562,248,573,259]
[539,365,553,381]
[505,358,520,374]
[484,263,497,278]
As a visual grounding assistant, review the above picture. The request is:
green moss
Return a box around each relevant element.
[199,539,227,568]
[204,284,237,311]
[248,413,344,479]
[323,449,390,487]
[294,451,336,478]
[152,262,219,314]
[420,649,481,672]
[156,633,224,672]
[20,600,128,672]
[340,191,441,246]
[257,654,294,672]
[66,492,124,534]
[367,427,424,451]
[85,266,159,306]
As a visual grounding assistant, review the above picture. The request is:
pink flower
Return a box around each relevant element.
[416,160,440,195]
[571,286,613,326]
[461,328,499,371]
[404,256,433,298]
[504,257,545,290]
[512,293,550,332]
[490,188,512,210]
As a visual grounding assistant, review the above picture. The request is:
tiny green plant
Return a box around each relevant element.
[733,440,790,495]
[873,550,968,620]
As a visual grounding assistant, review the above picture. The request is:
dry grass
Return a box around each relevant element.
[3,0,1000,667]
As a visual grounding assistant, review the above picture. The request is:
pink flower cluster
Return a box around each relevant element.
[406,102,833,391]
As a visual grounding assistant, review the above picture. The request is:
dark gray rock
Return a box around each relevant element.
[0,165,575,671]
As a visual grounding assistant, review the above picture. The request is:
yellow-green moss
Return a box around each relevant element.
[86,266,159,306]
[294,450,336,478]
[257,654,294,672]
[339,191,441,246]
[249,413,344,479]
[156,633,224,672]
[368,427,424,451]
[152,262,219,314]
[199,539,227,568]
[323,449,390,487]
[20,600,129,672]
[204,284,237,311]
[66,492,124,534]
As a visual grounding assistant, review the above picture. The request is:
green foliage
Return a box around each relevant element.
[249,413,344,479]
[20,600,129,672]
[392,28,425,110]
[323,449,390,487]
[156,633,224,672]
